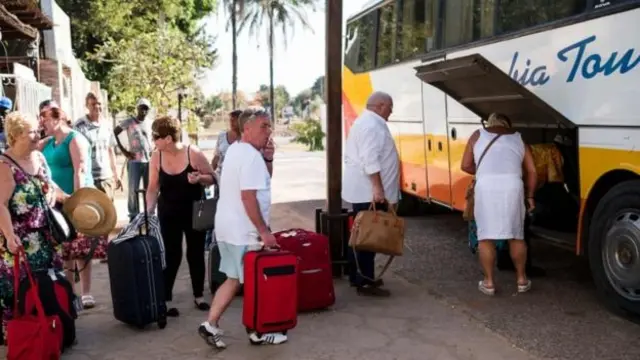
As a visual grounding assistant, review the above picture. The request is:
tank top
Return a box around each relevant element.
[473,128,525,179]
[157,145,203,215]
[42,131,94,194]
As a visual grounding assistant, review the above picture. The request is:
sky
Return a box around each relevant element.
[196,0,371,98]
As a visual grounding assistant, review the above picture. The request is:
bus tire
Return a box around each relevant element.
[588,179,640,321]
[396,191,421,216]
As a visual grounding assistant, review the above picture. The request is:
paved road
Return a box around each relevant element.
[275,150,640,360]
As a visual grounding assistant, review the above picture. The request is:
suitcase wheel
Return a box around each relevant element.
[158,315,167,329]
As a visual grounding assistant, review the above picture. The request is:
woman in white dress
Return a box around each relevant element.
[461,113,537,296]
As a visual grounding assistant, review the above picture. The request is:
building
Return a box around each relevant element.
[0,0,107,122]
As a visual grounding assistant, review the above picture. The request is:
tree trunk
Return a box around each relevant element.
[268,3,275,123]
[231,0,238,109]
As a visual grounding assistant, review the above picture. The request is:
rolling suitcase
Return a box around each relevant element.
[107,189,167,329]
[242,249,298,336]
[275,229,335,312]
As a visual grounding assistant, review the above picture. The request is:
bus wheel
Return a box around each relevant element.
[396,191,421,216]
[589,179,640,320]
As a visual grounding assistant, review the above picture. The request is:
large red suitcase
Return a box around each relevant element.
[242,249,298,335]
[275,229,335,312]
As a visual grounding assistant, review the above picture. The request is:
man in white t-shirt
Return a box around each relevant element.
[198,107,286,348]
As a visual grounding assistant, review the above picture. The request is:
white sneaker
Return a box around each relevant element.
[248,332,288,345]
[198,322,226,349]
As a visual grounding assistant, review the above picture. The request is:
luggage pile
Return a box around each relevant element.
[241,228,336,339]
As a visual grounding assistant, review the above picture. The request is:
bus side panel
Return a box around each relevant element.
[394,124,429,199]
[577,127,640,253]
[422,58,452,206]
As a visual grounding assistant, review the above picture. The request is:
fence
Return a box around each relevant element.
[1,74,52,121]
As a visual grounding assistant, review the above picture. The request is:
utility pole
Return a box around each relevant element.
[323,0,346,277]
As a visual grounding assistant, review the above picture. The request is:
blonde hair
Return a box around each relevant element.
[486,113,512,128]
[5,111,35,147]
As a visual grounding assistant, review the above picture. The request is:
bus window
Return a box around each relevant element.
[376,3,397,67]
[497,0,587,34]
[398,0,440,60]
[344,13,377,72]
[443,0,496,47]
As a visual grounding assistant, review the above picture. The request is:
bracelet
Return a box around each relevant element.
[263,157,273,163]
[527,196,535,200]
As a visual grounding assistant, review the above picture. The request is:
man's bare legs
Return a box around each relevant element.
[198,278,240,349]
[208,278,240,326]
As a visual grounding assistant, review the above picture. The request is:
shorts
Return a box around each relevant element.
[218,242,249,284]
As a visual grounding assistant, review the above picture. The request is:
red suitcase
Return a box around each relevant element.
[242,249,298,335]
[275,229,335,312]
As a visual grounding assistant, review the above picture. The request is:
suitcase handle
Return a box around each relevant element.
[137,189,149,236]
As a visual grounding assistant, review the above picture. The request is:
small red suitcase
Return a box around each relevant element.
[275,229,335,312]
[243,249,298,335]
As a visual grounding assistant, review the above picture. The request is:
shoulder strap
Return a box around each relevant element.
[187,145,191,165]
[2,153,25,174]
[476,133,503,171]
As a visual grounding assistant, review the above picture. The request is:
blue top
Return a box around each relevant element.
[42,131,93,194]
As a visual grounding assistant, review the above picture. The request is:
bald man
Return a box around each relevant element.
[342,91,399,297]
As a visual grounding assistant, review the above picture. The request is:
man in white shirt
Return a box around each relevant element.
[199,107,286,348]
[342,91,400,297]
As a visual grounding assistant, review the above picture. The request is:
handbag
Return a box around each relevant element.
[462,134,503,221]
[6,248,63,360]
[192,184,218,232]
[1,154,76,244]
[348,202,405,281]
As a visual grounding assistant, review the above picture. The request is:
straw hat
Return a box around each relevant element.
[62,187,117,236]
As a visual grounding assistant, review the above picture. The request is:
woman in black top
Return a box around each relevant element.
[146,116,215,316]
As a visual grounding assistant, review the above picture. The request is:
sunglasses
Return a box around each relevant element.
[152,133,164,140]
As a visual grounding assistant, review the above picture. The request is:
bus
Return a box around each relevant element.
[342,0,640,319]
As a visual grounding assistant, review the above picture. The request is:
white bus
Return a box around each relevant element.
[342,0,640,319]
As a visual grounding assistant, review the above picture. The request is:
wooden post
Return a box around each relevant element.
[325,0,345,277]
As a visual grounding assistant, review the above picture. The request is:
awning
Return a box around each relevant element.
[414,54,575,129]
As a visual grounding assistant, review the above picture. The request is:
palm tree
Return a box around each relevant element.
[220,0,246,109]
[240,0,318,122]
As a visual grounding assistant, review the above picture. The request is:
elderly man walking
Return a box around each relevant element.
[198,107,285,348]
[342,91,400,297]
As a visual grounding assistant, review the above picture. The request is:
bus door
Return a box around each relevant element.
[421,56,453,207]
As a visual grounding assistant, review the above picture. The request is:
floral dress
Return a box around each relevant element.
[0,157,63,344]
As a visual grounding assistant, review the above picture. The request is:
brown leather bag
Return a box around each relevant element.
[463,134,503,221]
[348,203,405,281]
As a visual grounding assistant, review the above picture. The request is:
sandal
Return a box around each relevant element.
[478,280,495,296]
[81,295,96,309]
[517,280,532,293]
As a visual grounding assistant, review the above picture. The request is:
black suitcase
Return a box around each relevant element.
[107,189,167,329]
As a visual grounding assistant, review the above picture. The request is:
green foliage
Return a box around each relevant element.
[204,95,224,114]
[88,28,216,114]
[291,118,324,151]
[56,0,217,96]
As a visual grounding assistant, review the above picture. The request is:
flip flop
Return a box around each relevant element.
[517,280,532,293]
[478,280,495,296]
